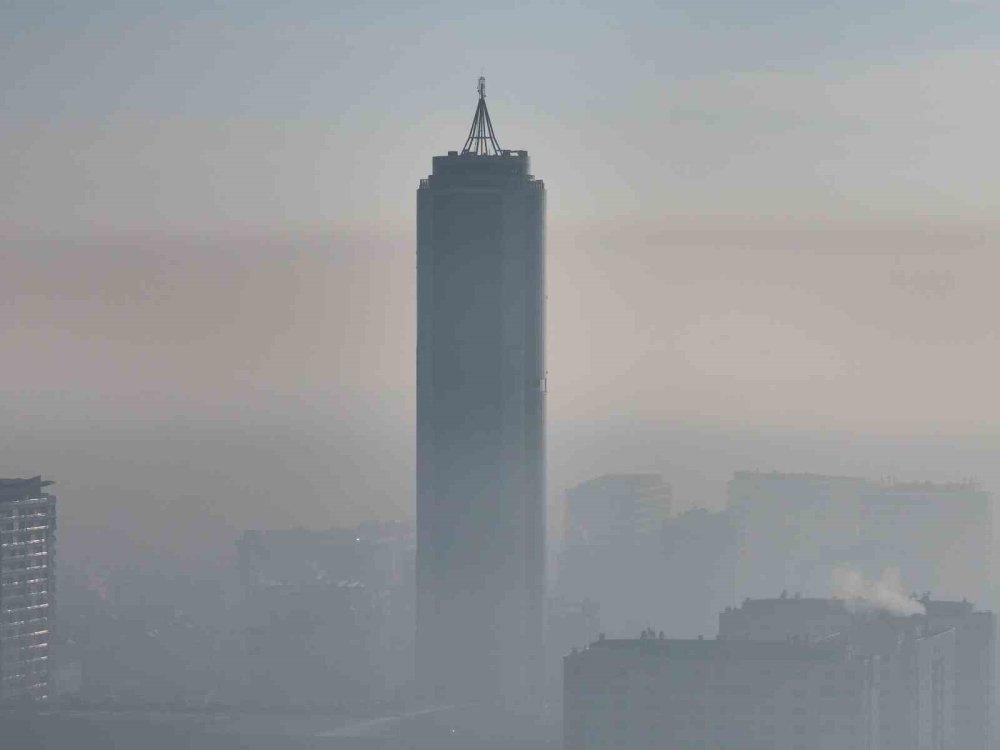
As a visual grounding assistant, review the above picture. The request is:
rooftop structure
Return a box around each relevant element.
[462,76,502,156]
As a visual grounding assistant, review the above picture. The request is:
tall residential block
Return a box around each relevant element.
[0,477,56,703]
[416,78,545,706]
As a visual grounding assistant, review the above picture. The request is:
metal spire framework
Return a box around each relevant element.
[461,76,502,156]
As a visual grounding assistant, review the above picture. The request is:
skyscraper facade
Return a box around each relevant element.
[416,78,545,707]
[0,476,56,703]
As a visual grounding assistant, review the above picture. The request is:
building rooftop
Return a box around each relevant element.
[728,594,991,622]
[420,78,542,190]
[0,476,54,503]
[577,636,852,662]
[570,474,667,491]
[730,470,980,492]
[729,596,849,613]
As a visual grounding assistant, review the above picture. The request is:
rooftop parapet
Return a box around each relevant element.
[0,476,54,503]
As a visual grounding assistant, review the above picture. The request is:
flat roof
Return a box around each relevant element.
[0,476,54,503]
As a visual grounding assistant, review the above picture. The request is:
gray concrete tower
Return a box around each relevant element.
[416,78,545,708]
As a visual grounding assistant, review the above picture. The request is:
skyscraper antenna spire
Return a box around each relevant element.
[461,76,502,156]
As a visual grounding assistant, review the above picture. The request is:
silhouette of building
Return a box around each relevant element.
[416,77,546,706]
[728,472,992,603]
[564,635,878,750]
[563,474,671,548]
[656,508,739,636]
[237,521,413,594]
[0,476,56,703]
[557,475,671,635]
[557,473,736,638]
[235,521,415,706]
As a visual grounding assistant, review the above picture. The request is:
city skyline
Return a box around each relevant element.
[5,4,1000,557]
[2,4,1000,739]
[4,1,1000,439]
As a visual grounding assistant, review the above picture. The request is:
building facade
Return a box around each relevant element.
[416,78,546,706]
[557,477,737,639]
[0,477,56,703]
[922,600,996,750]
[564,636,877,750]
[719,595,994,750]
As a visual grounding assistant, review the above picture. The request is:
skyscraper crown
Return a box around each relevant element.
[461,76,502,156]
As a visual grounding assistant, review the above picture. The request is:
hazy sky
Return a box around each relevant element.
[3,1,1000,547]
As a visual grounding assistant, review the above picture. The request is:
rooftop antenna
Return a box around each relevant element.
[461,76,502,156]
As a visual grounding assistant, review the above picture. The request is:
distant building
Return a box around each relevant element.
[565,635,878,750]
[557,475,671,634]
[863,484,992,605]
[720,595,995,750]
[237,520,413,594]
[239,579,380,708]
[728,472,992,602]
[657,508,739,637]
[416,77,546,706]
[564,474,672,548]
[235,521,415,706]
[558,484,736,638]
[0,477,56,703]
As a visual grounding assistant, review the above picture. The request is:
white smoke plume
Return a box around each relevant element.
[832,567,925,616]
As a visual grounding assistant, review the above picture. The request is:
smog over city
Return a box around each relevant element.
[2,2,1000,749]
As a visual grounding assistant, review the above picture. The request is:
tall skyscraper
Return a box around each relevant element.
[416,78,545,707]
[0,476,56,703]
